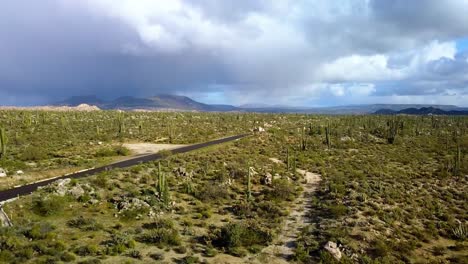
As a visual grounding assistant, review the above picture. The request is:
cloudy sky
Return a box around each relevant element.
[1,0,468,106]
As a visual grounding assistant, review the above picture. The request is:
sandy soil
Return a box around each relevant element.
[262,158,322,262]
[123,143,187,155]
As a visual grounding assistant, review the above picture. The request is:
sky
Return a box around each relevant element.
[1,0,468,107]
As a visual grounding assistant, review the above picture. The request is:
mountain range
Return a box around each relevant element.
[53,95,468,115]
[374,107,468,116]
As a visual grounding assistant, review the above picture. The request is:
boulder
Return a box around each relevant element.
[69,185,85,199]
[324,241,342,261]
[16,170,24,175]
[253,127,266,133]
[262,173,273,185]
[173,167,193,178]
[55,179,71,196]
[0,168,6,178]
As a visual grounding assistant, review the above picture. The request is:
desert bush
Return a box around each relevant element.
[138,228,181,247]
[195,181,230,202]
[212,221,273,251]
[102,233,135,255]
[267,178,297,201]
[24,222,56,240]
[32,195,67,216]
[20,146,47,161]
[74,244,99,256]
[95,145,129,157]
[60,252,76,262]
[127,249,142,259]
[67,216,103,231]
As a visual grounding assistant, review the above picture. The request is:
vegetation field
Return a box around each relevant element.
[0,110,466,263]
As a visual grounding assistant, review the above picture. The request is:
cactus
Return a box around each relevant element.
[300,127,307,151]
[286,148,290,171]
[117,112,124,135]
[157,162,170,206]
[247,166,252,201]
[325,123,331,148]
[308,123,313,136]
[454,143,461,176]
[387,118,399,144]
[157,162,164,195]
[0,127,6,159]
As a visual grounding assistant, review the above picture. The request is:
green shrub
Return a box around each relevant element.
[20,146,47,161]
[24,222,56,240]
[60,252,76,261]
[102,233,135,255]
[212,221,273,251]
[138,228,181,247]
[127,250,142,259]
[195,181,229,202]
[67,216,103,231]
[32,195,67,216]
[74,244,99,256]
[268,178,297,201]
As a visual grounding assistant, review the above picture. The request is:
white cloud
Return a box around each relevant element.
[1,0,468,106]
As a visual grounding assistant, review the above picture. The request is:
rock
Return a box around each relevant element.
[116,197,150,212]
[273,173,281,180]
[173,167,193,178]
[262,173,273,185]
[324,241,342,261]
[88,199,99,205]
[0,168,7,178]
[253,127,266,133]
[69,185,85,199]
[55,179,71,196]
[15,170,24,175]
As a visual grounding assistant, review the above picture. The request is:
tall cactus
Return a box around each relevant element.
[286,148,290,171]
[157,162,164,195]
[325,123,331,148]
[0,128,6,159]
[454,143,461,176]
[157,162,170,206]
[300,127,307,151]
[387,119,399,144]
[117,112,124,135]
[247,166,252,201]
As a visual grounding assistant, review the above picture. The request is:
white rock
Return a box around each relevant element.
[0,168,7,178]
[324,241,342,261]
[16,170,24,175]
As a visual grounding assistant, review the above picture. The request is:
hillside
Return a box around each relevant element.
[55,95,238,112]
[375,107,468,115]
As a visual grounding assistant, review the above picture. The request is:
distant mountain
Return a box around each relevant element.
[240,104,466,114]
[54,95,239,112]
[375,107,468,116]
[53,95,466,114]
[56,95,105,106]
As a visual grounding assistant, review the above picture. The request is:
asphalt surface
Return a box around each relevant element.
[0,134,249,202]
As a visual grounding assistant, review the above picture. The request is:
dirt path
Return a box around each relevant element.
[261,159,322,263]
[123,143,187,155]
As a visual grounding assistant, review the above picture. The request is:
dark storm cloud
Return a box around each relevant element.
[0,0,468,106]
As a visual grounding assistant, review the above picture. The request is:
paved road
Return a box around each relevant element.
[0,134,248,202]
